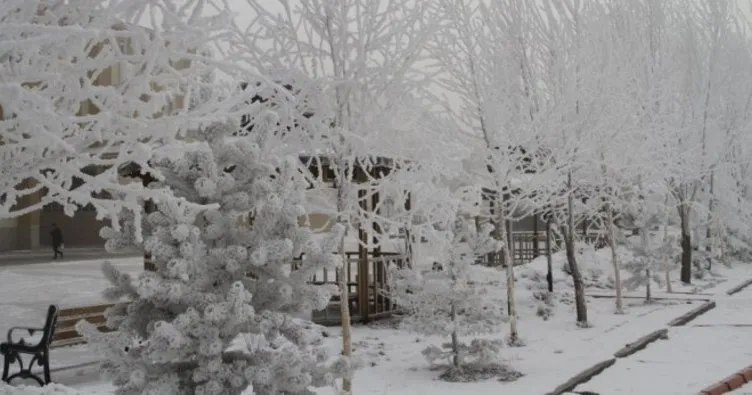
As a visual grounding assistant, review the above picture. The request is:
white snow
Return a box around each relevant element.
[0,248,750,394]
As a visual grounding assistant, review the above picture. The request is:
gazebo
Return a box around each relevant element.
[298,154,412,324]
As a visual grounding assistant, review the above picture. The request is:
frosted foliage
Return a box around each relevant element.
[389,216,505,372]
[78,121,346,395]
[623,217,669,294]
[0,0,241,223]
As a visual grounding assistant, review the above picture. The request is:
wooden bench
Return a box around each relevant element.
[50,303,118,348]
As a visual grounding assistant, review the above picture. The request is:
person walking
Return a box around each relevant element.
[50,223,64,260]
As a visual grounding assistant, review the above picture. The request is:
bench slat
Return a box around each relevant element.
[58,311,108,322]
[56,315,107,331]
[58,304,116,318]
[48,303,122,348]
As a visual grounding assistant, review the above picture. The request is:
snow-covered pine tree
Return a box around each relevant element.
[623,215,665,303]
[389,215,520,382]
[77,120,349,395]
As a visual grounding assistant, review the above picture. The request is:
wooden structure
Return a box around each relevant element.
[300,154,411,324]
[481,186,534,266]
[304,252,408,325]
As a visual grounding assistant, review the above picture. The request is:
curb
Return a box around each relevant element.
[698,366,752,395]
[667,300,716,327]
[552,300,716,394]
[546,359,616,395]
[613,329,669,358]
[588,294,710,302]
[726,278,752,296]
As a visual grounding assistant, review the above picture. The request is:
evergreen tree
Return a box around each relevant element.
[389,215,520,382]
[623,215,665,303]
[78,120,348,395]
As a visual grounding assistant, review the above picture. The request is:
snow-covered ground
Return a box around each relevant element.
[0,245,750,394]
[580,288,752,395]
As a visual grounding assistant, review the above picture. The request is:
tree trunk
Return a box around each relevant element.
[337,244,353,395]
[565,175,588,325]
[563,225,588,325]
[705,171,715,270]
[664,221,672,293]
[640,223,652,303]
[143,200,156,272]
[495,198,520,344]
[606,207,623,313]
[336,185,353,395]
[475,216,483,265]
[450,303,460,368]
[546,217,553,293]
[679,205,692,284]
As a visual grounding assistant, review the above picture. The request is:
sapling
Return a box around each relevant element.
[389,215,522,382]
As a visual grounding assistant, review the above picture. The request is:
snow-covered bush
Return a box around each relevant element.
[389,216,521,381]
[78,120,349,395]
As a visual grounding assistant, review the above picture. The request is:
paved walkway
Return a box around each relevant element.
[574,280,752,395]
[0,247,139,267]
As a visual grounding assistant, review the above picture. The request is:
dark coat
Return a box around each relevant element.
[50,227,63,247]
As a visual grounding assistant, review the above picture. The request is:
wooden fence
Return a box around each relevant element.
[482,230,607,266]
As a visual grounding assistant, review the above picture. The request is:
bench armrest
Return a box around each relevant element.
[7,326,44,345]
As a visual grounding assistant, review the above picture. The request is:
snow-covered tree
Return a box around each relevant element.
[222,2,440,391]
[389,214,520,382]
[428,0,563,341]
[623,223,665,304]
[529,0,619,327]
[0,0,249,226]
[77,120,349,395]
[620,178,674,303]
[655,1,752,283]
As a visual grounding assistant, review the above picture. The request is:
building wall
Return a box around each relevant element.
[0,219,17,252]
[38,203,106,247]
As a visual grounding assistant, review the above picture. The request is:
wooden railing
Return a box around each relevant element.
[294,251,408,324]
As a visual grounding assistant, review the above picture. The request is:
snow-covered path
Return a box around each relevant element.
[578,283,752,395]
